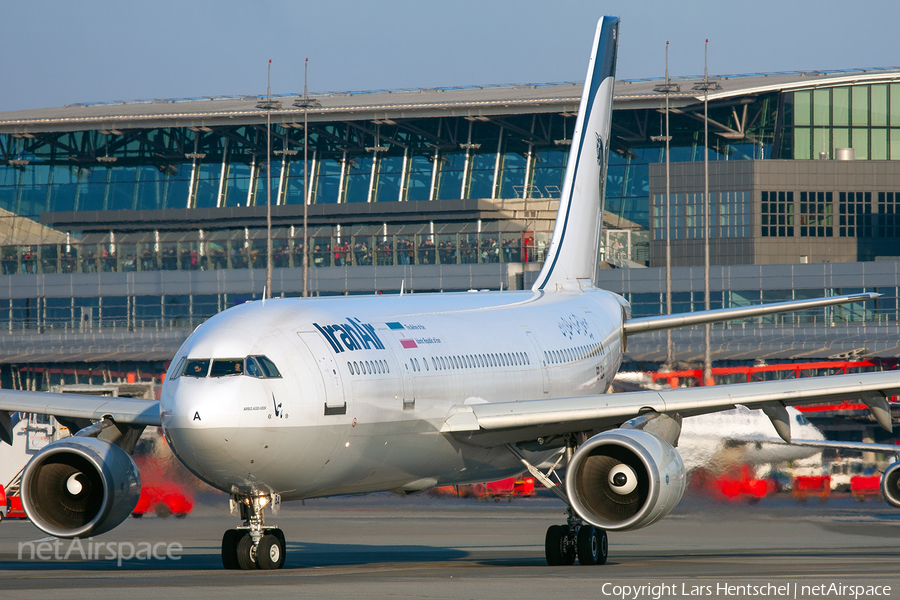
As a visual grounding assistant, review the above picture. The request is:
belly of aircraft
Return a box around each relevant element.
[171,420,542,499]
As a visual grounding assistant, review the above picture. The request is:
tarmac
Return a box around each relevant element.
[1,492,898,600]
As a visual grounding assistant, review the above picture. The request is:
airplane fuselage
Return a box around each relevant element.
[159,288,627,500]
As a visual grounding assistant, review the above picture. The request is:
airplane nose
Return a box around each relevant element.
[160,378,243,486]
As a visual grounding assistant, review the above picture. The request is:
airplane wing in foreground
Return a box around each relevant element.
[0,389,159,444]
[731,436,900,456]
[442,370,900,448]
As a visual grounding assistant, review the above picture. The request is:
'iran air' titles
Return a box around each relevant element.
[312,318,385,353]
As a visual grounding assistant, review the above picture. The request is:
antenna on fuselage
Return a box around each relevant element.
[400,280,405,296]
[262,286,267,305]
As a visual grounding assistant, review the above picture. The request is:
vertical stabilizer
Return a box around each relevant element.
[532,17,618,291]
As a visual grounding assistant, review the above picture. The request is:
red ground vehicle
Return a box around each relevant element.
[433,474,537,501]
[7,496,26,519]
[0,483,27,520]
[850,475,882,502]
[131,483,194,518]
[793,476,831,503]
[690,466,773,504]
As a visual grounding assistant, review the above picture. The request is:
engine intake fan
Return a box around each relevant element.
[881,461,900,508]
[566,429,686,531]
[21,436,141,538]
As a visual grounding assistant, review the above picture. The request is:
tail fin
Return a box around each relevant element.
[532,17,618,291]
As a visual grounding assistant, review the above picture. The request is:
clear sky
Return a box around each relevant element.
[0,0,896,113]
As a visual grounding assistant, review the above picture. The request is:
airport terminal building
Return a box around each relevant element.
[1,67,900,391]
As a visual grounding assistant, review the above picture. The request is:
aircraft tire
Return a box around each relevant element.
[257,533,286,570]
[236,532,257,570]
[577,526,608,565]
[545,525,571,566]
[221,529,242,570]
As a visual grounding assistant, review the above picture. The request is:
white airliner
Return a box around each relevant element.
[2,16,900,571]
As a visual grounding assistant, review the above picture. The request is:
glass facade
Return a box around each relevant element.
[0,96,781,234]
[652,191,751,240]
[785,83,900,159]
[0,224,551,276]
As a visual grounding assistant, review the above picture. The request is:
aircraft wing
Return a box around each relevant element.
[623,292,878,335]
[0,389,160,443]
[729,435,900,456]
[442,370,900,448]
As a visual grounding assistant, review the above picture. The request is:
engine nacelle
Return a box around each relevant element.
[21,436,141,538]
[566,429,686,531]
[881,461,900,508]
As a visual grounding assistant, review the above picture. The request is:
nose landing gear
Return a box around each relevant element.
[221,493,286,570]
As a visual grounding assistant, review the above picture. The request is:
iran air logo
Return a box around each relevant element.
[558,314,594,340]
[595,133,604,166]
[313,317,385,353]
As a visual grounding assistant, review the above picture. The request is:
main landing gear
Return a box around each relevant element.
[544,508,608,566]
[221,493,287,570]
[506,437,609,567]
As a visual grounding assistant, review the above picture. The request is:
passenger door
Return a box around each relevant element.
[296,330,347,415]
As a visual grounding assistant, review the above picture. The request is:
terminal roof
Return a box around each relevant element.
[1,68,899,134]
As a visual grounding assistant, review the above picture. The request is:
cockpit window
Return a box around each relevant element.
[245,356,265,378]
[210,358,244,377]
[169,357,186,380]
[183,359,211,378]
[254,355,282,378]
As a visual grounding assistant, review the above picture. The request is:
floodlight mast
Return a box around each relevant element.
[692,40,721,385]
[653,42,680,367]
[255,60,280,300]
[294,59,320,298]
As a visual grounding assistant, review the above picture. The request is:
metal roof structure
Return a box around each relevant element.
[2,68,899,134]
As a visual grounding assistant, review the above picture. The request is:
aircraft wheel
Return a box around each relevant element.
[577,526,608,565]
[236,532,257,570]
[221,529,242,570]
[256,533,286,570]
[545,525,574,566]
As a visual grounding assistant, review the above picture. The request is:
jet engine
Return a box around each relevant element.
[566,429,686,531]
[881,461,900,508]
[21,436,141,538]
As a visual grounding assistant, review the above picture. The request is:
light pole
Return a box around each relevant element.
[294,59,320,298]
[692,40,721,386]
[653,41,680,368]
[256,60,282,299]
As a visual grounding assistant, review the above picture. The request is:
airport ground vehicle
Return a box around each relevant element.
[131,483,194,518]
